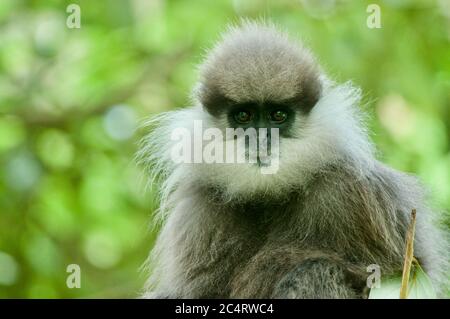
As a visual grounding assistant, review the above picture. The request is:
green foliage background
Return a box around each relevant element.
[0,0,449,298]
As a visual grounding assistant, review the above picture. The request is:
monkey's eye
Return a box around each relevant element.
[234,110,253,124]
[269,110,288,123]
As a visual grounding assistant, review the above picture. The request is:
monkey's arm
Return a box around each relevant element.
[272,257,368,298]
[229,247,367,299]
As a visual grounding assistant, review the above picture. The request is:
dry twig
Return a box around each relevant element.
[400,209,417,299]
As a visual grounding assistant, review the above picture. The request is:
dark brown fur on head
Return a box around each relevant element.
[197,23,323,116]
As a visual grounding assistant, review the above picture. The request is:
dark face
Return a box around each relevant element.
[227,101,298,138]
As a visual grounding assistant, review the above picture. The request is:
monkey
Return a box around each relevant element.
[137,22,448,298]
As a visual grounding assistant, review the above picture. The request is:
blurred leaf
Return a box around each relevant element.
[0,116,25,152]
[36,129,75,169]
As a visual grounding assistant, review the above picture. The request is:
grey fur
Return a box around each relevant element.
[138,22,448,299]
[197,22,322,116]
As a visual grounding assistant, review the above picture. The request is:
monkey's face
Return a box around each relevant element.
[191,83,324,200]
[220,99,307,169]
[190,96,315,200]
[225,99,299,160]
[188,24,328,199]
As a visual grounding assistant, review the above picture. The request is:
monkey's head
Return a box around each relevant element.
[198,23,322,119]
[142,23,373,202]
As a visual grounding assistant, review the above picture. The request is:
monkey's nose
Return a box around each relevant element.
[256,129,272,160]
[258,129,272,150]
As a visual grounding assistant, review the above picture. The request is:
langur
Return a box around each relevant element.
[138,22,448,298]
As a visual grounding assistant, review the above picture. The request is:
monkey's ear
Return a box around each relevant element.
[196,82,233,117]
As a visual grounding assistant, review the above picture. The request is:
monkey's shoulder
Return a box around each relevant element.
[303,160,424,213]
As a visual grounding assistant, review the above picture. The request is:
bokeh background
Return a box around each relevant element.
[0,0,449,298]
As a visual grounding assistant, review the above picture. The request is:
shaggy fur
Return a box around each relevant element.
[138,22,448,298]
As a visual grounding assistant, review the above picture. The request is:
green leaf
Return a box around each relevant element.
[369,262,437,299]
[407,263,437,299]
